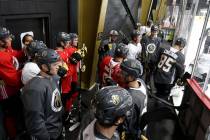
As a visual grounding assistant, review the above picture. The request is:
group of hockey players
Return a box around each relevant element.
[0,27,84,140]
[0,17,186,140]
[96,20,186,140]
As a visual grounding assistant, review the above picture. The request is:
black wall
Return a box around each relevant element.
[0,0,77,49]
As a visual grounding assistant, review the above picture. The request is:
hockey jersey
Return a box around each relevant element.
[152,47,185,84]
[141,35,161,65]
[99,56,125,87]
[0,51,22,101]
[56,48,78,94]
[126,79,147,136]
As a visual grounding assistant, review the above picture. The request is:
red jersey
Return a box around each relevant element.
[0,51,22,101]
[56,49,69,63]
[6,46,25,62]
[56,47,78,94]
[99,56,126,87]
[56,47,79,112]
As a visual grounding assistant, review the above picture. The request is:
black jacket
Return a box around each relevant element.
[21,76,63,140]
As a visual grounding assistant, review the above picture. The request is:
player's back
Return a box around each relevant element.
[154,47,184,84]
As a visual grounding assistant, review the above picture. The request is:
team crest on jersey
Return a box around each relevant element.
[51,88,62,112]
[146,43,156,54]
[111,95,120,105]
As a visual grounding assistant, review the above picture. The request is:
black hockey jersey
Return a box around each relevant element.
[140,35,161,66]
[125,79,147,137]
[152,47,185,84]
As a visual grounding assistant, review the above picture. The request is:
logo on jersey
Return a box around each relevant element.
[146,43,156,54]
[51,88,62,112]
[111,95,120,105]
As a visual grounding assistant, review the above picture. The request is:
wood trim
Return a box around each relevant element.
[140,0,152,25]
[89,0,108,88]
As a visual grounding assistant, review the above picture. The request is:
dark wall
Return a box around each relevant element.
[0,0,75,49]
[69,0,78,33]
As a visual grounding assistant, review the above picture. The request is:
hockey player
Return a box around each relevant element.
[69,33,79,48]
[21,40,47,85]
[55,32,81,113]
[0,27,22,94]
[21,48,63,140]
[78,86,133,140]
[1,27,25,63]
[25,40,47,61]
[0,27,23,139]
[54,32,71,67]
[151,37,186,100]
[141,25,161,62]
[141,25,161,84]
[98,30,119,61]
[99,43,128,87]
[126,30,142,60]
[120,59,147,139]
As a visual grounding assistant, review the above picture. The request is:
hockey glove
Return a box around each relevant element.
[57,66,67,78]
[69,52,82,65]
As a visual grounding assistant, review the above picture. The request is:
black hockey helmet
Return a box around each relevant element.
[131,30,141,39]
[114,43,128,58]
[0,27,10,40]
[26,40,47,58]
[151,25,159,32]
[120,59,143,78]
[175,37,186,48]
[95,86,133,126]
[56,32,71,43]
[35,48,60,65]
[69,33,78,41]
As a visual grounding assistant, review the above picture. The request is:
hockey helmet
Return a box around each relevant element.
[26,40,47,58]
[0,27,10,40]
[95,86,133,126]
[131,30,141,39]
[56,32,71,43]
[120,59,143,78]
[175,37,186,48]
[114,43,128,58]
[35,48,60,65]
[69,33,78,41]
